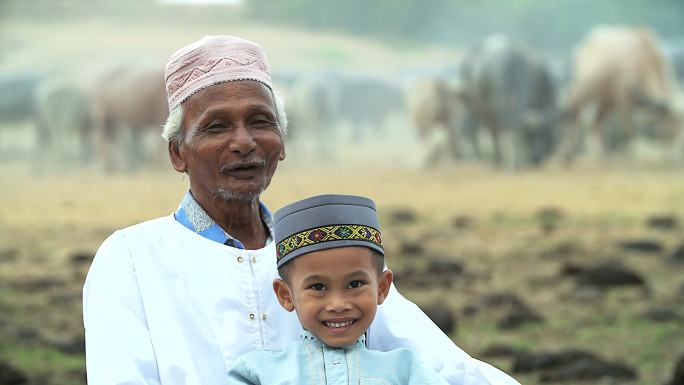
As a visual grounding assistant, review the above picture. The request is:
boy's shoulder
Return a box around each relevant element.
[364,346,422,362]
[232,340,301,370]
[361,347,450,384]
[236,343,294,363]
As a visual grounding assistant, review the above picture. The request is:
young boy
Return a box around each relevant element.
[226,194,450,384]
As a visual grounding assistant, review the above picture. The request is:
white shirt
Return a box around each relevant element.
[83,215,519,385]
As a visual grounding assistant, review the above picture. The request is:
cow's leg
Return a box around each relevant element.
[97,122,118,173]
[488,118,503,166]
[127,125,147,171]
[665,110,684,164]
[460,112,481,160]
[593,99,614,159]
[445,119,460,160]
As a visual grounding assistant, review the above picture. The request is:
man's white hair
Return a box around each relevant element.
[161,89,288,144]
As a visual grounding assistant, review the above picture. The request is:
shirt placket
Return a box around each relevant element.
[247,252,269,350]
[323,348,349,385]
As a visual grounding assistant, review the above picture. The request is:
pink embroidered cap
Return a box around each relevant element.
[164,35,273,111]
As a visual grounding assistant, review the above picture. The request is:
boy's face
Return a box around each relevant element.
[273,246,393,347]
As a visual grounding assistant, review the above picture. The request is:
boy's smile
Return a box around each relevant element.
[273,246,392,347]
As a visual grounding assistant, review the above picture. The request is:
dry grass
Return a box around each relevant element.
[1,164,684,384]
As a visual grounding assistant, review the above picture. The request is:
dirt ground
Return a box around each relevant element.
[1,164,684,385]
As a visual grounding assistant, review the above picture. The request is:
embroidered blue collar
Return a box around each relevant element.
[174,190,274,249]
[299,329,366,350]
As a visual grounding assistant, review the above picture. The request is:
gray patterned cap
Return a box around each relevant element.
[274,194,384,268]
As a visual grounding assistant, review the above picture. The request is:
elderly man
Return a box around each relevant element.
[82,35,519,385]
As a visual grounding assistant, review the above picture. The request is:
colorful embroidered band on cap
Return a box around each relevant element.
[277,224,382,262]
[164,35,272,111]
[273,194,384,268]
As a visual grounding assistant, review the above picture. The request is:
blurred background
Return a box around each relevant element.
[1,1,684,384]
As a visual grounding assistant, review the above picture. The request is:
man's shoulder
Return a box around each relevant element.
[97,215,177,251]
[110,215,178,240]
[118,215,175,233]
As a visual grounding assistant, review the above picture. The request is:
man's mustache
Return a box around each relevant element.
[219,158,267,174]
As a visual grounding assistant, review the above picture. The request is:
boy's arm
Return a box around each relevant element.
[407,352,451,385]
[368,283,521,385]
[83,231,161,385]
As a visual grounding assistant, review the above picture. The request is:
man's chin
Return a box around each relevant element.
[213,186,265,202]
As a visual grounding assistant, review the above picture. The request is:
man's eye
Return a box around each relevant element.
[250,119,276,129]
[310,283,325,291]
[347,280,364,289]
[204,122,227,131]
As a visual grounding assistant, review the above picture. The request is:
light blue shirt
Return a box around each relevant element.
[227,330,450,385]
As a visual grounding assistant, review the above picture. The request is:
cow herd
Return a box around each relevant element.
[409,26,684,168]
[0,64,167,172]
[1,25,683,171]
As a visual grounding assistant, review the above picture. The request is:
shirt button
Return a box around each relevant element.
[251,256,257,263]
[261,314,267,320]
[237,256,244,263]
[248,313,255,320]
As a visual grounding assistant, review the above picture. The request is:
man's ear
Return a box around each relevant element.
[273,278,295,312]
[279,144,287,161]
[168,140,187,173]
[377,269,393,305]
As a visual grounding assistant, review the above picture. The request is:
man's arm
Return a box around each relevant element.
[83,231,161,385]
[226,358,259,385]
[368,283,521,385]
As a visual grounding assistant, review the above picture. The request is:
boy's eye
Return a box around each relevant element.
[347,280,364,289]
[310,283,325,291]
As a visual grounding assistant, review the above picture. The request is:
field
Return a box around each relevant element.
[1,164,684,385]
[2,1,684,384]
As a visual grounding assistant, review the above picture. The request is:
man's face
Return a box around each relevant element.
[273,247,392,347]
[169,80,285,203]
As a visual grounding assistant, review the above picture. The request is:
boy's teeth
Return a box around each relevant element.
[325,320,354,328]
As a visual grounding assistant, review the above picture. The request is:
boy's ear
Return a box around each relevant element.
[377,269,393,305]
[273,278,295,312]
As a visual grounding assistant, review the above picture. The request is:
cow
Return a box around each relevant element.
[329,72,405,142]
[0,71,43,125]
[33,78,96,169]
[282,71,341,159]
[405,76,462,166]
[280,70,405,161]
[560,26,683,162]
[458,35,558,168]
[0,72,44,157]
[89,64,168,171]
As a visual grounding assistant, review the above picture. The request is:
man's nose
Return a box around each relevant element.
[228,124,256,155]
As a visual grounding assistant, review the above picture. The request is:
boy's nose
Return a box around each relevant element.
[325,293,352,312]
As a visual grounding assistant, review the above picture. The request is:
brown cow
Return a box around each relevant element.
[405,77,462,166]
[561,26,683,162]
[89,64,168,171]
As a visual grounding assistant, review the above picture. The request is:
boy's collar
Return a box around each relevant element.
[299,329,366,350]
